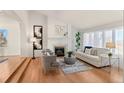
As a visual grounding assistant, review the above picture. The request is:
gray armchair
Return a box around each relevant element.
[42,55,59,74]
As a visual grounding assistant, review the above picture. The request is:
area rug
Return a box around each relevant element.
[57,58,93,74]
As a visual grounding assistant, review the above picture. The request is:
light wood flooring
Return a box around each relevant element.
[0,56,123,83]
[19,57,123,83]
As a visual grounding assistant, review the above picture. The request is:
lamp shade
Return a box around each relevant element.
[106,42,116,48]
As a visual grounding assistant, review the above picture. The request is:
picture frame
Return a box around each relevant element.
[33,39,42,49]
[0,29,8,47]
[33,25,43,50]
[33,25,42,38]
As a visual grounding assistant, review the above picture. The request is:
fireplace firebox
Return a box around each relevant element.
[54,46,65,57]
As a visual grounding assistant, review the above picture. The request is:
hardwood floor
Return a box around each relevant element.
[0,56,26,83]
[6,58,31,83]
[19,57,123,83]
[0,56,122,83]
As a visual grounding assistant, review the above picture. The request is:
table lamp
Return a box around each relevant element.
[106,42,116,57]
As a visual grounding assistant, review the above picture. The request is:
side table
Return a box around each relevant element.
[100,54,120,72]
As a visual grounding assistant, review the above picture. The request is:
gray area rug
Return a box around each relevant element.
[57,58,93,74]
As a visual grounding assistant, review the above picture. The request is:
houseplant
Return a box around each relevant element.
[67,51,73,57]
[75,32,81,51]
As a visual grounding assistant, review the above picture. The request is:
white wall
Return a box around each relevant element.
[0,15,20,56]
[14,11,48,57]
[28,11,48,57]
[14,10,29,56]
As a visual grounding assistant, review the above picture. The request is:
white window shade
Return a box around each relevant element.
[115,27,123,68]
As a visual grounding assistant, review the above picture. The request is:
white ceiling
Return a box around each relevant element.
[39,10,123,29]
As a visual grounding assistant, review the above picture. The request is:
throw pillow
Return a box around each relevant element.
[90,48,97,56]
[85,48,91,54]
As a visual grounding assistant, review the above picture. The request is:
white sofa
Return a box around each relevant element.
[75,48,110,67]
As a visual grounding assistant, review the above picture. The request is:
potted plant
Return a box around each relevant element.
[75,32,81,51]
[108,52,112,57]
[67,51,73,57]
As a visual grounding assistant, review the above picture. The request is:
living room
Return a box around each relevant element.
[0,10,123,83]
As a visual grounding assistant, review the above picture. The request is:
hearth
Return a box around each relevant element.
[54,46,65,57]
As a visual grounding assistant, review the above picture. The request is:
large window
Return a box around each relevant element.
[115,27,123,65]
[103,30,112,47]
[83,31,103,47]
[94,31,103,47]
[83,32,94,46]
[115,27,123,55]
[83,27,123,50]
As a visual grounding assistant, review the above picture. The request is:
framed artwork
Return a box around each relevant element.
[0,28,8,47]
[33,25,43,50]
[33,25,42,38]
[55,25,66,36]
[34,39,42,49]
